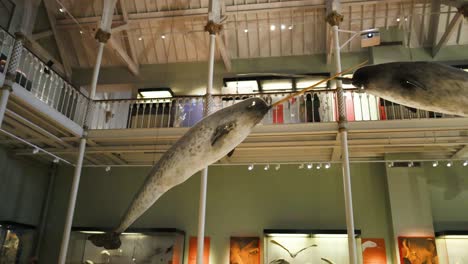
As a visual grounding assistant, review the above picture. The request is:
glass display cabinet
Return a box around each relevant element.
[263,229,362,264]
[436,231,468,264]
[0,221,36,264]
[67,228,185,264]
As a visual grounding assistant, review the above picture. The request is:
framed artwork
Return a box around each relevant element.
[362,238,387,264]
[188,237,210,264]
[398,236,439,264]
[230,237,260,264]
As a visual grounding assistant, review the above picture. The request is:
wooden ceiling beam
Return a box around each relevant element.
[108,36,140,75]
[432,10,463,57]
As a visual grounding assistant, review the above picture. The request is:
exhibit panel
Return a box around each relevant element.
[264,230,362,264]
[66,229,185,264]
[0,222,36,264]
[436,233,468,264]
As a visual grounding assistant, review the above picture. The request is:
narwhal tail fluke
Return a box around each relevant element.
[88,232,122,249]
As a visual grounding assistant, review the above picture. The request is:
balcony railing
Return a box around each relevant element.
[88,91,457,130]
[0,27,14,85]
[14,47,89,126]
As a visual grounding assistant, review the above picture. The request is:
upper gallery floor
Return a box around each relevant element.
[0,0,467,168]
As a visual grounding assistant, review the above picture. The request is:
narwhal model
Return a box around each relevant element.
[352,61,468,117]
[89,97,270,249]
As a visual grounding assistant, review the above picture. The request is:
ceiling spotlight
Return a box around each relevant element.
[404,17,408,21]
[138,36,143,41]
[132,258,136,262]
[307,163,313,169]
[79,30,83,34]
[298,163,304,169]
[53,158,59,163]
[32,148,39,154]
[161,35,166,39]
[275,164,280,170]
[396,17,401,22]
[447,161,453,167]
[248,164,254,171]
[264,164,270,171]
[59,8,65,13]
[324,163,331,169]
[408,161,414,168]
[280,24,286,30]
[105,166,111,172]
[388,162,394,168]
[432,161,439,167]
[288,25,293,30]
[244,28,248,33]
[270,25,276,31]
[316,163,322,170]
[463,160,468,167]
[118,249,123,253]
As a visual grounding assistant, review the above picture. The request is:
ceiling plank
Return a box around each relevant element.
[42,0,73,80]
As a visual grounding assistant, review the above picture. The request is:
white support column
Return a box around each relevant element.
[326,1,358,263]
[90,42,105,99]
[57,136,87,264]
[0,32,25,126]
[196,12,219,263]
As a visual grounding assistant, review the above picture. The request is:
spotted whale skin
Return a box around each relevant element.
[352,61,468,117]
[89,97,270,249]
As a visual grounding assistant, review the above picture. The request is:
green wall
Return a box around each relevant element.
[40,163,394,263]
[424,163,468,231]
[0,146,50,225]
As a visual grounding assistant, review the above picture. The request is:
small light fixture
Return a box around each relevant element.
[307,163,313,169]
[53,158,60,163]
[447,161,453,167]
[138,36,143,41]
[59,8,65,13]
[298,163,304,169]
[408,161,414,168]
[244,28,248,33]
[432,161,439,167]
[396,17,401,22]
[280,24,286,30]
[404,17,408,21]
[264,164,270,171]
[161,35,166,39]
[316,163,322,170]
[288,25,293,30]
[324,163,331,169]
[463,160,468,167]
[105,166,111,172]
[32,148,39,154]
[270,25,276,31]
[275,164,280,171]
[132,258,136,262]
[79,30,83,34]
[248,164,254,171]
[118,249,123,253]
[388,162,394,168]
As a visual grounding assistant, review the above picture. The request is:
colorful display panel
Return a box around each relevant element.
[230,237,260,264]
[188,237,210,264]
[361,238,387,264]
[398,236,439,264]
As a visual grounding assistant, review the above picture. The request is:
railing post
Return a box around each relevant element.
[0,32,25,126]
[326,1,358,263]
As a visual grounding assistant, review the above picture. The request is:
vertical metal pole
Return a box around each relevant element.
[57,136,87,264]
[196,32,216,264]
[90,42,105,99]
[332,24,358,264]
[0,32,25,126]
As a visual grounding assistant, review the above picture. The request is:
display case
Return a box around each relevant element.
[67,228,185,264]
[264,229,362,264]
[0,221,36,264]
[436,231,468,264]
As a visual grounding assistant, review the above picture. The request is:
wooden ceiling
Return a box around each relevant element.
[51,0,468,69]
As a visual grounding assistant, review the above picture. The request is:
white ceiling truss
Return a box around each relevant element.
[48,0,467,70]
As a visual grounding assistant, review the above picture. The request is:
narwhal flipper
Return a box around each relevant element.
[88,232,121,249]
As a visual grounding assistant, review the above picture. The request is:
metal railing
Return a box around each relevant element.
[14,47,89,126]
[88,90,457,130]
[0,27,14,84]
